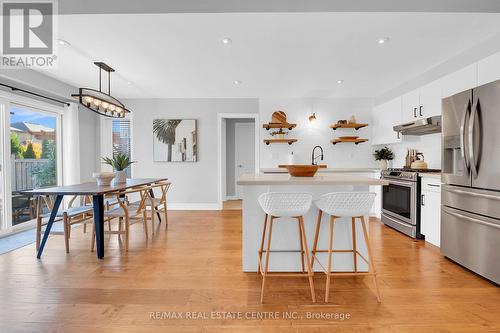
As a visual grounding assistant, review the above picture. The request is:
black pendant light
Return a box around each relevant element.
[72,62,131,118]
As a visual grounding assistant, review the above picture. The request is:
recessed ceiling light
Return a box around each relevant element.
[337,80,344,84]
[221,37,232,44]
[57,39,70,46]
[234,80,242,85]
[377,37,390,44]
[126,81,133,85]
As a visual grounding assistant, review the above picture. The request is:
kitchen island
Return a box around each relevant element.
[237,173,388,272]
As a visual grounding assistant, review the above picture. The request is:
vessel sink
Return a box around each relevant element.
[283,165,320,177]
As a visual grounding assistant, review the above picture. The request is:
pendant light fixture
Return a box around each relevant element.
[72,62,131,118]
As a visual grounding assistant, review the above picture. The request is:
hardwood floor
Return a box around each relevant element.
[0,211,499,332]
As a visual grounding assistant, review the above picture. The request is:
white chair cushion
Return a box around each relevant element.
[258,192,313,217]
[314,192,375,217]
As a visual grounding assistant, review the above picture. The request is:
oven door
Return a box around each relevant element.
[381,179,417,225]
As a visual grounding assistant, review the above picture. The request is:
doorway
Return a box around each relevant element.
[217,113,259,210]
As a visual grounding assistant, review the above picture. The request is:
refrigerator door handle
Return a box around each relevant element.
[445,187,500,201]
[460,99,471,172]
[469,97,480,178]
[443,208,500,230]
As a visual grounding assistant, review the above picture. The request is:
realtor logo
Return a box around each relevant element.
[1,0,57,68]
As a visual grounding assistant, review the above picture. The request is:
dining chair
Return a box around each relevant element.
[36,194,94,253]
[91,186,150,252]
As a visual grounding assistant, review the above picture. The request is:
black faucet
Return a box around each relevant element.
[311,145,324,165]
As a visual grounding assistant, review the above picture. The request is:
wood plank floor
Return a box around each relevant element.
[0,211,499,333]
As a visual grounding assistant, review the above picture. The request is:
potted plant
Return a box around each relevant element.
[373,146,394,170]
[102,153,135,184]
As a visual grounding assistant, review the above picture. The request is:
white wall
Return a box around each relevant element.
[259,98,377,168]
[78,107,100,181]
[124,98,258,207]
[381,133,441,169]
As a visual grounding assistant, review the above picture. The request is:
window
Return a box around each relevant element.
[112,119,132,177]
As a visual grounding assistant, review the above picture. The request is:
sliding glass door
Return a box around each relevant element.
[9,105,59,226]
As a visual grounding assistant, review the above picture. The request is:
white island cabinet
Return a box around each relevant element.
[237,173,388,272]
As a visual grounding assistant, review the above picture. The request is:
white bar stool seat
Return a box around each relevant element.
[257,192,316,303]
[311,192,381,302]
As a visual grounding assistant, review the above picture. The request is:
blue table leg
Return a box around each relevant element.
[37,194,63,259]
[92,195,105,259]
[149,188,162,223]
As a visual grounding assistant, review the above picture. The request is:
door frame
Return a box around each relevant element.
[217,113,259,209]
[0,91,64,235]
[234,122,255,199]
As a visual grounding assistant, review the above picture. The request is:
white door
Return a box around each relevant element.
[235,123,255,199]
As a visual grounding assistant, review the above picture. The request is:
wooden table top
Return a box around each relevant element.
[22,178,168,195]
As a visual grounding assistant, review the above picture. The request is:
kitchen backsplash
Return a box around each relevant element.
[384,133,442,169]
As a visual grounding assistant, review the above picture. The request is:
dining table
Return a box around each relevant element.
[23,178,168,259]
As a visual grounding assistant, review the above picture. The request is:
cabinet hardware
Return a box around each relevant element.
[413,107,417,118]
[419,105,423,117]
[421,194,425,206]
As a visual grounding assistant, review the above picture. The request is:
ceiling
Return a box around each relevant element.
[41,12,500,99]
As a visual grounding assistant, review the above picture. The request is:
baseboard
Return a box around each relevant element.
[168,203,221,210]
[370,212,381,219]
[224,196,239,201]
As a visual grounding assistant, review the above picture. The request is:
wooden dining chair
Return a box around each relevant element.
[36,195,94,253]
[140,181,171,235]
[91,186,150,252]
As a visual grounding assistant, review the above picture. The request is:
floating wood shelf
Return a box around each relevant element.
[330,123,368,130]
[263,123,297,130]
[331,138,368,145]
[264,139,298,145]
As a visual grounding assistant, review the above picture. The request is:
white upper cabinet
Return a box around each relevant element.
[419,79,442,118]
[401,89,420,123]
[401,79,442,123]
[372,97,402,145]
[478,51,500,86]
[441,63,478,98]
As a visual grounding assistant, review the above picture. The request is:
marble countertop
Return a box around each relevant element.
[260,167,381,174]
[420,172,441,179]
[237,173,388,186]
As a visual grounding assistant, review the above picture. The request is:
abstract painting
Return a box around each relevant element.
[153,119,197,162]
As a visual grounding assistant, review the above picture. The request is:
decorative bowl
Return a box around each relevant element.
[92,172,115,186]
[284,165,320,177]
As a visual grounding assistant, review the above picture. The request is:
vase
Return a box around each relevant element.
[113,170,127,185]
[379,160,388,170]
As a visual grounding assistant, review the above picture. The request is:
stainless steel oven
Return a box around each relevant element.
[381,170,419,238]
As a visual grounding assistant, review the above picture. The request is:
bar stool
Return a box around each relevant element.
[311,192,380,302]
[257,192,315,303]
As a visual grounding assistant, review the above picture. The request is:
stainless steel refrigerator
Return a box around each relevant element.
[442,79,500,284]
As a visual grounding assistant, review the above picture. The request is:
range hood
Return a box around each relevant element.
[393,115,442,135]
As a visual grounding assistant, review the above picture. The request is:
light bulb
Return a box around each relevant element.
[84,96,93,104]
[115,106,122,113]
[93,99,102,107]
[108,104,116,112]
[102,102,109,109]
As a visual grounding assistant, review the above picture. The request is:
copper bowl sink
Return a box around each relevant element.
[283,165,320,177]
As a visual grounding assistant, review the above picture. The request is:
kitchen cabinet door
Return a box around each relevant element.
[401,89,420,123]
[419,79,442,118]
[478,51,500,86]
[441,64,477,98]
[421,179,441,247]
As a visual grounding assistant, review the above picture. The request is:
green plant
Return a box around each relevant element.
[373,146,394,161]
[102,153,134,171]
[23,142,36,159]
[10,133,23,158]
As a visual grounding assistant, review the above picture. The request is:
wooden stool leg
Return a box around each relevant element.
[298,218,305,273]
[299,216,316,303]
[125,216,130,252]
[260,217,274,303]
[325,216,335,303]
[352,217,357,272]
[258,214,268,274]
[360,216,381,302]
[63,214,70,254]
[311,210,322,270]
[143,210,149,239]
[163,202,168,229]
[83,223,87,233]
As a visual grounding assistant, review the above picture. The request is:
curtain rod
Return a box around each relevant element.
[0,82,71,106]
